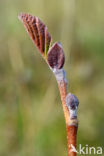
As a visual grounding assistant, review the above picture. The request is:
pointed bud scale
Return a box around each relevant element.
[47,42,65,69]
[18,13,51,57]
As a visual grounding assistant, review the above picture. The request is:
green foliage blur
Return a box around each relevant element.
[0,0,104,155]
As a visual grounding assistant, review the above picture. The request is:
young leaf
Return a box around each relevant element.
[18,13,51,58]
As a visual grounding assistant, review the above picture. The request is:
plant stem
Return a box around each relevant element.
[67,125,78,156]
[57,80,69,123]
[57,79,78,156]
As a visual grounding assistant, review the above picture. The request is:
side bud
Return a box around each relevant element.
[66,93,79,119]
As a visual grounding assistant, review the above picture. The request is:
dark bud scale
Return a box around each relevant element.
[47,42,65,69]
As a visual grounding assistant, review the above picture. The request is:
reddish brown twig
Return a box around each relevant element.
[58,80,69,123]
[18,13,79,156]
[66,93,79,156]
[57,75,78,156]
[67,125,78,156]
[59,83,77,156]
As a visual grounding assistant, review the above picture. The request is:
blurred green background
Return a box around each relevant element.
[0,0,104,155]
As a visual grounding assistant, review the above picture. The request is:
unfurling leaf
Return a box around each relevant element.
[18,13,51,58]
[47,42,65,69]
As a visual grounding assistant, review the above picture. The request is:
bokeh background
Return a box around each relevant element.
[0,0,104,155]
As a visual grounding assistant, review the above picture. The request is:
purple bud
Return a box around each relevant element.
[66,93,79,110]
[47,42,65,69]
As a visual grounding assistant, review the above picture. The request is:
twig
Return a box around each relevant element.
[66,93,79,156]
[18,13,79,156]
[55,73,79,156]
[57,74,78,156]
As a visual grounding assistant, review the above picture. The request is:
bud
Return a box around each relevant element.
[66,93,79,119]
[47,42,65,69]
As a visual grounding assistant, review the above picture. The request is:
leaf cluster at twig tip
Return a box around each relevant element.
[18,13,51,59]
[18,13,65,69]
